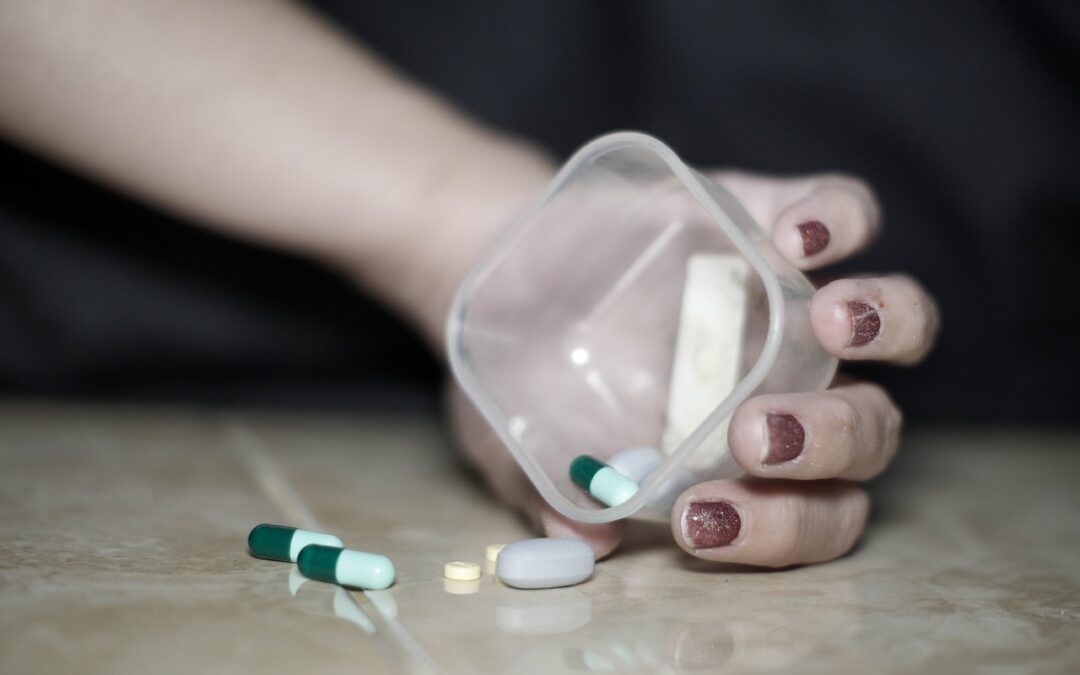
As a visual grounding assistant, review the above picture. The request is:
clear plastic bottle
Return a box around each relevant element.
[447,132,837,523]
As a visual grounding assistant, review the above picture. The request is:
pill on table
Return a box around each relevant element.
[605,446,664,484]
[496,538,595,589]
[570,455,639,507]
[297,544,396,590]
[444,561,481,581]
[247,523,343,562]
[485,544,506,562]
[443,578,480,595]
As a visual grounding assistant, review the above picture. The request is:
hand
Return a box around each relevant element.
[669,171,938,566]
[450,170,939,565]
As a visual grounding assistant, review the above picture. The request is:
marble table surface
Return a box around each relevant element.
[0,401,1077,674]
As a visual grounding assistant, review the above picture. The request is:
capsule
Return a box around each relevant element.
[247,524,343,562]
[297,544,396,590]
[570,455,639,507]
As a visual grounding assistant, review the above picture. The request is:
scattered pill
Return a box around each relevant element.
[570,455,639,507]
[248,523,343,562]
[297,544,396,590]
[444,561,481,581]
[485,544,507,562]
[443,578,480,595]
[496,538,595,589]
[605,446,664,484]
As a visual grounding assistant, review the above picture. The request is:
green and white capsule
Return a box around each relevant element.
[247,524,343,562]
[297,544,396,590]
[570,455,639,507]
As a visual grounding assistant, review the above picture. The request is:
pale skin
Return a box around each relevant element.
[0,0,939,567]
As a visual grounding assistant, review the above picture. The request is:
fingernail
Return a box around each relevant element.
[683,501,741,549]
[796,220,830,256]
[764,412,804,464]
[847,300,881,346]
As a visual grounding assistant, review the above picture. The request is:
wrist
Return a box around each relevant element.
[339,134,556,352]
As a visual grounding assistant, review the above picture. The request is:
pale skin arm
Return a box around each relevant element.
[0,0,939,566]
[0,0,554,343]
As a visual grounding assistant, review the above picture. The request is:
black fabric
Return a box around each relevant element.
[0,141,439,410]
[1,1,1077,421]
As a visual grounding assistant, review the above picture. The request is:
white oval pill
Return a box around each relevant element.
[606,446,664,484]
[496,538,595,589]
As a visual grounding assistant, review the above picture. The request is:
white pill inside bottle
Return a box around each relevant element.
[496,538,595,589]
[605,446,665,485]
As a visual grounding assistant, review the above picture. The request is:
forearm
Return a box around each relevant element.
[0,0,554,345]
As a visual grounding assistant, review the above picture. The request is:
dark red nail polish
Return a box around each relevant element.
[847,301,881,346]
[796,220,830,256]
[764,412,804,464]
[683,501,741,549]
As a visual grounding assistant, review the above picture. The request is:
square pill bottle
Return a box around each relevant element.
[447,132,837,523]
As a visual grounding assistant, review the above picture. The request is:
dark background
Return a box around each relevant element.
[1,1,1078,423]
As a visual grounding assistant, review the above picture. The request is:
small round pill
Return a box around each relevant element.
[297,544,396,590]
[247,523,343,562]
[443,578,480,595]
[444,561,482,581]
[485,544,507,562]
[570,455,639,507]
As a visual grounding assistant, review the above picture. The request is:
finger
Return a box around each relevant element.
[449,386,624,558]
[770,175,881,269]
[671,479,869,567]
[811,274,941,364]
[728,382,902,481]
[711,172,881,269]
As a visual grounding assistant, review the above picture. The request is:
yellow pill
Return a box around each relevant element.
[485,544,506,563]
[443,561,481,581]
[443,578,480,595]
